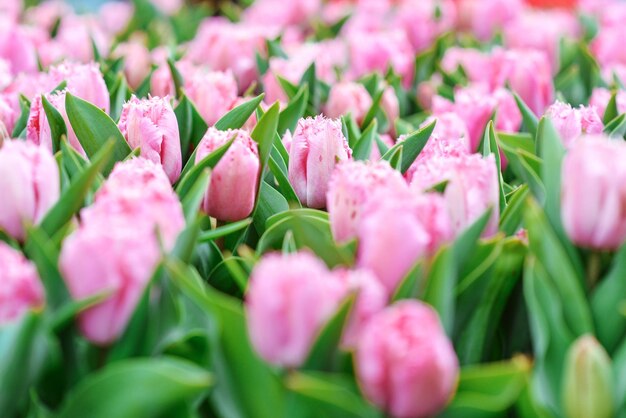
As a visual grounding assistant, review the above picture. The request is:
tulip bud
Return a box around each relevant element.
[0,242,45,325]
[324,82,373,124]
[0,140,59,241]
[394,0,456,52]
[327,160,406,243]
[112,41,152,90]
[562,335,614,418]
[195,127,260,221]
[332,268,387,349]
[0,23,38,76]
[590,88,626,119]
[356,301,459,418]
[455,0,522,41]
[381,86,400,131]
[288,116,352,208]
[184,70,238,126]
[118,96,182,183]
[411,153,500,237]
[49,62,110,114]
[561,135,626,250]
[245,252,347,367]
[357,186,453,294]
[0,93,18,135]
[544,101,604,147]
[27,90,85,156]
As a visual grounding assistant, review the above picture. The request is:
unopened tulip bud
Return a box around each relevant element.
[49,62,110,114]
[0,242,45,325]
[0,140,59,241]
[118,96,182,183]
[325,82,372,124]
[184,70,238,126]
[356,301,459,418]
[544,101,604,147]
[195,127,260,221]
[245,252,347,367]
[288,116,352,208]
[562,335,614,418]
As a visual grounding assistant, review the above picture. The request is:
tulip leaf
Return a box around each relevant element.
[360,88,384,130]
[176,137,234,200]
[513,92,538,137]
[180,168,211,222]
[422,247,457,335]
[482,121,506,211]
[199,218,253,243]
[41,95,66,154]
[268,155,301,205]
[591,243,626,353]
[391,260,425,302]
[603,90,619,124]
[266,208,328,229]
[165,260,287,418]
[500,185,530,236]
[251,102,280,175]
[352,119,377,161]
[215,93,265,131]
[302,294,355,372]
[11,95,31,138]
[387,145,403,171]
[278,85,308,135]
[39,140,114,237]
[167,57,184,99]
[342,114,362,149]
[286,372,381,418]
[604,113,626,139]
[65,93,131,175]
[174,94,209,163]
[614,338,626,409]
[381,118,435,173]
[109,74,131,122]
[253,181,289,234]
[57,357,212,418]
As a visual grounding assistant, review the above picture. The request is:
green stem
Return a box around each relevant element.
[587,252,601,290]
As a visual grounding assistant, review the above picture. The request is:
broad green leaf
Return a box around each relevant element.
[57,357,212,418]
[65,93,131,175]
[251,102,280,176]
[391,261,425,302]
[381,119,435,173]
[180,168,211,222]
[482,121,506,211]
[174,94,208,163]
[167,57,184,99]
[423,247,457,335]
[266,208,328,229]
[199,218,253,243]
[253,181,289,234]
[352,120,377,161]
[41,95,66,154]
[604,113,626,138]
[360,88,383,129]
[603,90,619,124]
[176,138,234,199]
[500,185,530,236]
[278,86,308,135]
[268,155,301,205]
[10,95,31,138]
[513,93,539,136]
[387,145,403,171]
[215,94,265,131]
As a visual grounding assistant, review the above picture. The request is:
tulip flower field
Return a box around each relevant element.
[2,0,626,416]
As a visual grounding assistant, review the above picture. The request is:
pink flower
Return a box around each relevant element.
[544,101,604,147]
[243,0,321,27]
[41,15,109,65]
[98,1,134,36]
[333,268,387,349]
[118,96,182,183]
[357,187,453,293]
[456,0,523,41]
[327,160,406,243]
[0,94,18,135]
[441,47,493,83]
[195,128,260,221]
[411,153,500,237]
[381,86,400,131]
[591,24,626,82]
[0,23,38,75]
[150,59,197,98]
[59,215,163,345]
[113,41,152,89]
[49,62,110,114]
[288,116,352,208]
[368,133,394,161]
[245,252,347,367]
[0,140,59,241]
[394,0,457,52]
[561,135,626,250]
[186,18,270,92]
[185,70,238,126]
[150,0,182,15]
[0,0,23,23]
[589,88,626,118]
[83,158,185,250]
[27,90,85,156]
[356,301,459,418]
[324,82,373,124]
[504,9,579,72]
[0,242,44,326]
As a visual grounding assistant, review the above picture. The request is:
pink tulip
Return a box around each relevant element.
[288,116,352,208]
[356,300,459,418]
[381,86,400,131]
[245,252,347,367]
[0,0,22,23]
[150,0,182,15]
[333,268,387,349]
[98,1,134,36]
[456,0,523,41]
[0,140,59,241]
[0,23,38,75]
[327,160,406,243]
[27,90,85,156]
[0,242,44,325]
[504,10,579,72]
[150,59,197,98]
[394,0,457,52]
[42,15,109,65]
[113,41,152,89]
[357,186,453,293]
[590,88,626,118]
[591,24,626,82]
[195,128,260,221]
[186,18,270,92]
[405,113,471,183]
[49,62,110,114]
[243,0,321,27]
[441,47,494,84]
[0,94,18,135]
[411,153,500,237]
[184,70,238,126]
[118,96,182,183]
[59,215,163,345]
[324,82,372,124]
[561,135,626,250]
[83,158,185,250]
[544,101,604,147]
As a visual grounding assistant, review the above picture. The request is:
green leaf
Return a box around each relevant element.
[199,218,253,243]
[41,95,66,154]
[176,138,234,200]
[180,168,211,222]
[109,74,131,122]
[381,119,435,173]
[251,102,280,176]
[278,86,308,135]
[174,95,209,163]
[302,295,355,371]
[482,121,506,211]
[423,247,457,334]
[11,95,32,138]
[360,88,384,130]
[167,57,184,99]
[513,93,539,137]
[387,145,403,171]
[65,93,131,175]
[253,181,289,234]
[603,90,619,124]
[57,357,212,418]
[604,113,626,139]
[215,94,265,131]
[39,141,114,237]
[614,338,626,409]
[391,261,425,302]
[268,155,301,205]
[352,120,377,161]
[500,185,530,236]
